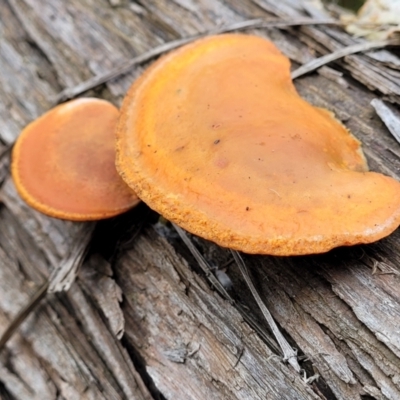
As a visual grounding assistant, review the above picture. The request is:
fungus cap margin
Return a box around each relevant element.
[12,98,139,221]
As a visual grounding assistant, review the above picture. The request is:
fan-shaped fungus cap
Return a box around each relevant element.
[12,98,139,221]
[116,34,400,255]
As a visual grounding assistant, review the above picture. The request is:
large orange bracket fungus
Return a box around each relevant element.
[116,34,400,255]
[12,98,139,221]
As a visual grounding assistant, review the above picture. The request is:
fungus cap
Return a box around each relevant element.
[12,98,139,221]
[116,34,400,255]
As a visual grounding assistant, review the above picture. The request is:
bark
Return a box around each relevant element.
[1,0,400,399]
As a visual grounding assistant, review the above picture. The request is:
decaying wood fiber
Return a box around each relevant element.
[2,0,400,399]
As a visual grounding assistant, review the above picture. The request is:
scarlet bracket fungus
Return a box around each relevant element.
[116,34,400,255]
[12,98,139,221]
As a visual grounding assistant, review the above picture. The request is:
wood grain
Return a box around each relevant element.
[1,0,400,399]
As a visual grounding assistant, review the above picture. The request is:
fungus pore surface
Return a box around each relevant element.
[116,34,400,255]
[12,98,139,220]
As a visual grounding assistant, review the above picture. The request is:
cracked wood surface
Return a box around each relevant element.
[1,0,400,399]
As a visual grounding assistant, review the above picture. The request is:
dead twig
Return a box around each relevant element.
[172,223,234,303]
[371,98,400,145]
[291,39,400,79]
[0,223,95,350]
[230,250,301,373]
[173,224,302,369]
[48,223,95,292]
[0,280,49,350]
[172,224,281,354]
[53,19,400,102]
[53,17,339,103]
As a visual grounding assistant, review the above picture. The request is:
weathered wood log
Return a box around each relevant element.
[1,0,400,399]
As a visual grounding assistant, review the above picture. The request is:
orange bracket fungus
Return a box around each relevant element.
[12,97,139,221]
[116,34,400,255]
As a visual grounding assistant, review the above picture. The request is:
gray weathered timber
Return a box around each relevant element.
[1,0,400,399]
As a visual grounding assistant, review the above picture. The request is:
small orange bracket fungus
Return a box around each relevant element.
[12,98,139,221]
[116,34,400,255]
